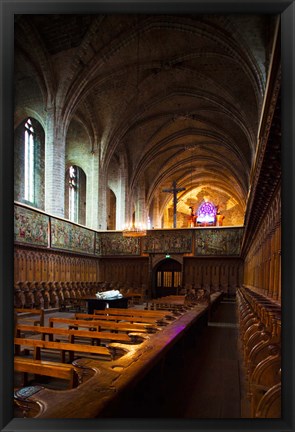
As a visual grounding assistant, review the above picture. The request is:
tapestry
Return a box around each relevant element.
[195,227,243,256]
[14,205,49,247]
[142,230,192,254]
[51,218,95,254]
[95,232,140,256]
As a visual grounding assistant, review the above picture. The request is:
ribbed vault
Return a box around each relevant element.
[14,13,278,228]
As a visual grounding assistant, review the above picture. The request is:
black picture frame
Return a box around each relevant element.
[1,1,294,431]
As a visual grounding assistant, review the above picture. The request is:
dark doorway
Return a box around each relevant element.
[153,258,182,298]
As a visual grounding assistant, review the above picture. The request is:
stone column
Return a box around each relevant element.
[135,177,147,226]
[163,206,170,228]
[86,153,100,230]
[44,108,65,217]
[116,164,127,230]
[152,192,161,228]
[98,172,108,230]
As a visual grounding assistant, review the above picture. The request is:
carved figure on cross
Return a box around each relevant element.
[162,180,186,228]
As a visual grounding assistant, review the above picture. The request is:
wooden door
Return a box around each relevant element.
[154,259,182,298]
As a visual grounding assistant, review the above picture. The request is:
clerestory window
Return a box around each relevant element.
[24,118,35,203]
[65,165,86,225]
[69,165,79,223]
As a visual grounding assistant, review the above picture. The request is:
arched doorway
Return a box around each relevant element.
[153,258,182,298]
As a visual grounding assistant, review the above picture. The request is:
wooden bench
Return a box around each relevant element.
[145,299,187,314]
[75,312,166,325]
[14,357,79,389]
[93,308,174,319]
[15,324,133,345]
[15,308,45,326]
[146,296,188,310]
[12,305,209,418]
[49,317,159,334]
[14,337,113,363]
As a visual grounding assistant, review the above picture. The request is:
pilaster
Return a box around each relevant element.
[44,109,65,217]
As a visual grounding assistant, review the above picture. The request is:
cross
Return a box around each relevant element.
[162,180,186,228]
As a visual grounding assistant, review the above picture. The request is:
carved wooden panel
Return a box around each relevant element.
[211,266,220,290]
[15,243,246,298]
[243,186,281,301]
[203,266,211,290]
[99,258,149,287]
[14,246,100,284]
[183,258,243,294]
[34,254,41,281]
[220,266,229,290]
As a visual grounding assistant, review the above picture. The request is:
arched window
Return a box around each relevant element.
[14,117,45,209]
[69,165,78,222]
[24,119,35,202]
[197,201,217,224]
[65,165,86,225]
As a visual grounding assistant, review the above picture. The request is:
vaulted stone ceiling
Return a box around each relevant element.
[14,14,278,226]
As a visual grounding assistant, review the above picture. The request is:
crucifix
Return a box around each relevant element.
[162,180,186,228]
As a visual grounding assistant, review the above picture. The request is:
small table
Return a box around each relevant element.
[83,296,129,314]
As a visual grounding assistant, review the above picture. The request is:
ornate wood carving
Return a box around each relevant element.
[242,84,281,258]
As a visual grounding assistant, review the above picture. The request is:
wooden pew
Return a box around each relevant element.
[236,287,282,419]
[14,337,113,363]
[13,304,208,418]
[14,357,79,389]
[246,318,281,376]
[93,308,174,319]
[249,354,281,417]
[49,317,159,334]
[145,299,187,314]
[148,296,186,304]
[243,324,269,364]
[75,312,166,325]
[15,308,45,326]
[15,324,133,345]
[146,295,189,311]
[255,383,281,418]
[125,291,144,305]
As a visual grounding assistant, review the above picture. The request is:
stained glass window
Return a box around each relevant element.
[197,201,217,224]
